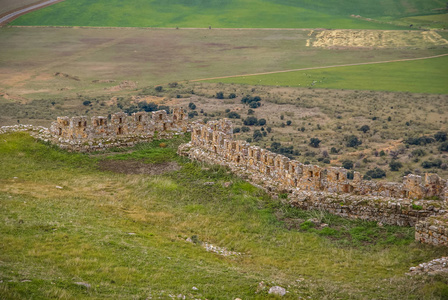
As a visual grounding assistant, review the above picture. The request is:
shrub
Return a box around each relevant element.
[244,116,258,126]
[188,102,196,110]
[228,93,236,99]
[345,135,362,147]
[330,147,338,154]
[227,112,241,119]
[342,160,354,170]
[241,126,250,132]
[188,111,198,119]
[440,141,448,152]
[286,120,292,126]
[434,131,447,142]
[233,127,241,133]
[216,91,224,99]
[347,171,354,180]
[168,82,178,88]
[405,136,434,146]
[257,118,266,126]
[247,109,254,115]
[389,160,403,171]
[82,100,91,106]
[266,127,272,133]
[155,86,163,92]
[253,130,263,141]
[309,138,321,148]
[411,149,426,157]
[359,125,370,133]
[365,168,386,179]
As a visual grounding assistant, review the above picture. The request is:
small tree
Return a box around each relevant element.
[309,137,321,148]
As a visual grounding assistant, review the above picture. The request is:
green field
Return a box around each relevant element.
[10,0,447,29]
[1,132,447,299]
[206,55,448,94]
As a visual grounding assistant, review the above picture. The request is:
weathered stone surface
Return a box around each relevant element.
[407,257,448,276]
[48,109,188,152]
[268,286,287,296]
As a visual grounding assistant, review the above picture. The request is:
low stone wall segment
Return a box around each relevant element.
[178,119,448,246]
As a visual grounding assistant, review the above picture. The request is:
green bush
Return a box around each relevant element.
[365,167,386,179]
[342,160,354,169]
[389,160,402,171]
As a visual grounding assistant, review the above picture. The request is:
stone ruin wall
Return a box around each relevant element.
[415,215,448,247]
[49,109,188,152]
[178,119,448,246]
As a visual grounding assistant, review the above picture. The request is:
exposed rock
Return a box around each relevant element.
[75,282,91,289]
[268,286,287,296]
[407,257,448,276]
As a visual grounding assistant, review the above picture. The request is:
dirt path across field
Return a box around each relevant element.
[189,53,448,82]
[0,0,63,26]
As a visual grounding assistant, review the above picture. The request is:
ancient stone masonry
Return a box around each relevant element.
[49,109,188,152]
[415,215,448,247]
[178,119,448,246]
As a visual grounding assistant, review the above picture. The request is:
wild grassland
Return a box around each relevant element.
[1,132,447,299]
[205,55,448,94]
[11,0,445,29]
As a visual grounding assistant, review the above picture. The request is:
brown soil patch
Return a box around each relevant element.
[106,81,137,92]
[98,160,181,175]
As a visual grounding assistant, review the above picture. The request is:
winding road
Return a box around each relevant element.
[0,0,62,25]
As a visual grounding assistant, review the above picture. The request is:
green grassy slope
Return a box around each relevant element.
[206,55,448,94]
[10,0,446,29]
[1,133,447,299]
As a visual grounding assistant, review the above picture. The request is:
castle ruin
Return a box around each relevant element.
[178,119,448,246]
[49,108,188,152]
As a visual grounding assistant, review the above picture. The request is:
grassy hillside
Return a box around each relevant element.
[10,0,446,29]
[0,132,447,299]
[205,55,448,94]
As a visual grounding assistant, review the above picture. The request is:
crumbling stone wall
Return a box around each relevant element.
[415,215,448,246]
[178,119,448,232]
[49,109,188,152]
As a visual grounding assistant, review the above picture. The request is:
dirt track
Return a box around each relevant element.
[0,0,63,25]
[190,53,448,82]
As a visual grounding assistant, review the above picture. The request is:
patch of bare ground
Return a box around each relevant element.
[98,160,181,175]
[309,30,448,49]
